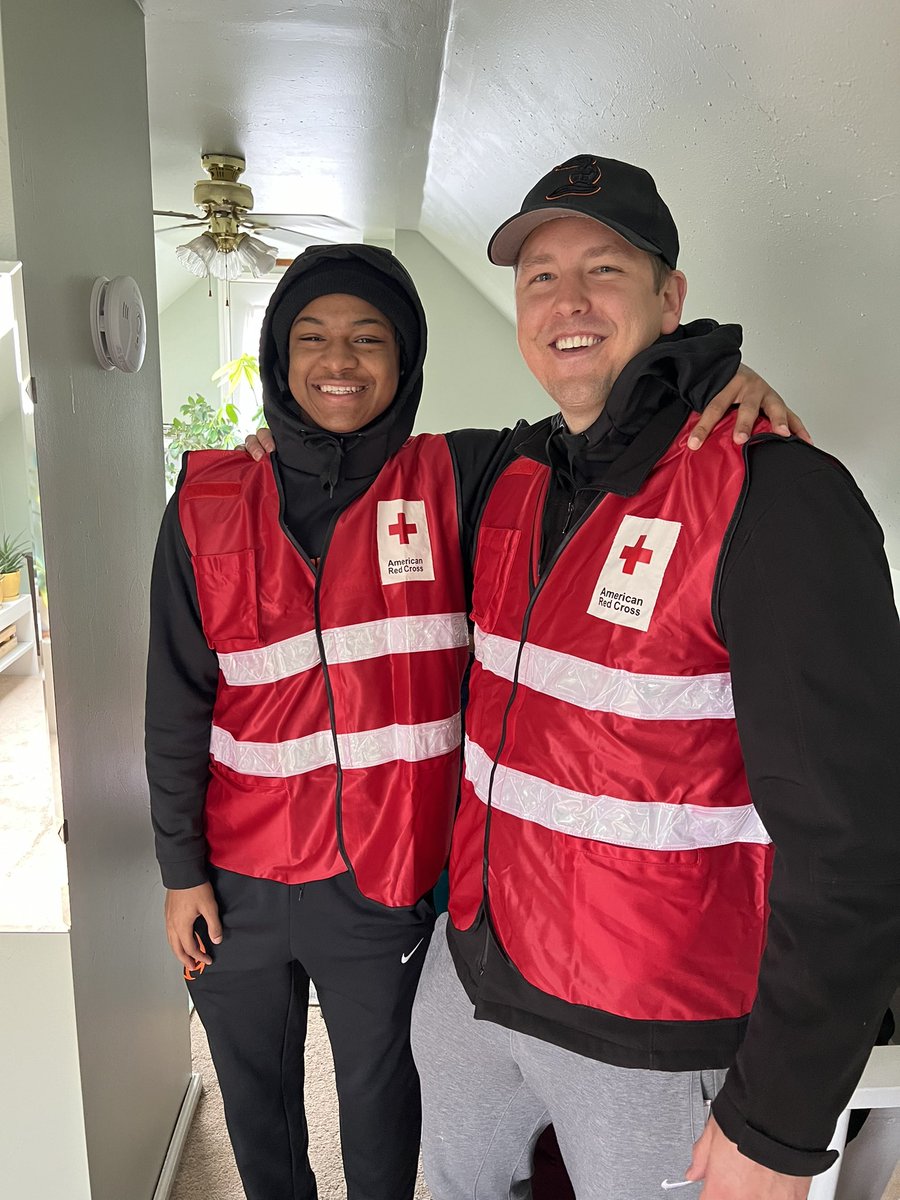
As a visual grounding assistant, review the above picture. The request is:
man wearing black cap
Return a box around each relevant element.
[411,156,900,1200]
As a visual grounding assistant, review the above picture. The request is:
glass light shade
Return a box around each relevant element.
[235,234,278,277]
[207,249,237,281]
[175,231,278,280]
[175,232,218,277]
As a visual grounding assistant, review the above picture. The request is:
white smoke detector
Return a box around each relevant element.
[90,275,146,373]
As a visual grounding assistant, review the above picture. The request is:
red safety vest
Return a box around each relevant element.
[449,414,774,1020]
[179,434,469,907]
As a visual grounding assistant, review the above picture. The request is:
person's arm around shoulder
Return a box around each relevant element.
[241,367,810,463]
[687,365,811,449]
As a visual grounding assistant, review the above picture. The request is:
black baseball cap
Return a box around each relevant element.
[487,154,679,269]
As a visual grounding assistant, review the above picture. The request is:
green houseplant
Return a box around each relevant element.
[163,394,242,489]
[163,355,264,490]
[0,531,30,600]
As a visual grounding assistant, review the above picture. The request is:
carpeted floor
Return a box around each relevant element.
[171,1007,431,1199]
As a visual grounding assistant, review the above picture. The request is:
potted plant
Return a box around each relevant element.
[0,532,30,600]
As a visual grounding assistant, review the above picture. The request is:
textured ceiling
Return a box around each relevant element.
[144,0,900,557]
[145,0,451,307]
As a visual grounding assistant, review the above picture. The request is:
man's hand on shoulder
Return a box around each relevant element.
[685,1116,811,1199]
[688,364,812,451]
[244,427,275,461]
[164,882,222,972]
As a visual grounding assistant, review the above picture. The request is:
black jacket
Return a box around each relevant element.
[447,326,900,1177]
[145,244,510,888]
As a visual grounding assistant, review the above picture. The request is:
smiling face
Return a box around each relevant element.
[514,216,687,432]
[287,293,401,432]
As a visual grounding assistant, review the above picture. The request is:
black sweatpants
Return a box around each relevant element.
[187,867,435,1200]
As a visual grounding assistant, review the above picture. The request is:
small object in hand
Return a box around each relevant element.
[183,934,208,981]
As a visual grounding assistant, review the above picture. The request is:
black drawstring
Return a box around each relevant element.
[298,431,363,497]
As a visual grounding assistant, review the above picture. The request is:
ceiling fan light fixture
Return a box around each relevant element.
[235,233,279,277]
[207,248,239,281]
[175,232,218,277]
[174,229,278,281]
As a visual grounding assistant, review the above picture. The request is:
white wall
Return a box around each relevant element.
[159,278,222,423]
[395,229,549,434]
[0,2,190,1198]
[0,933,91,1200]
[420,0,900,566]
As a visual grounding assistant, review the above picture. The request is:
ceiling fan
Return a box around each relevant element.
[154,153,353,281]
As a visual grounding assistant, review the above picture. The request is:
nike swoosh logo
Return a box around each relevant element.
[660,1183,695,1191]
[401,937,424,964]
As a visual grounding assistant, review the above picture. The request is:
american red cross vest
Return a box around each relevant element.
[449,413,775,1021]
[179,434,468,907]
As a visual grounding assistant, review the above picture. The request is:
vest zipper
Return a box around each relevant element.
[313,515,353,873]
[271,460,354,876]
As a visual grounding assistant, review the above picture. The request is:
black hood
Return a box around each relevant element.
[259,243,428,491]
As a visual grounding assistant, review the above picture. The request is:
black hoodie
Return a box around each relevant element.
[447,328,900,1178]
[146,245,509,891]
[257,244,430,557]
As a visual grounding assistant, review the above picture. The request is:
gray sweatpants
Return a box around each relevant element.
[411,914,726,1200]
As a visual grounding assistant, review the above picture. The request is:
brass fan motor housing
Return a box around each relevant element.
[193,153,253,219]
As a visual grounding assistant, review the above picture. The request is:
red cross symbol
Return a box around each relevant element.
[388,512,418,544]
[620,534,653,575]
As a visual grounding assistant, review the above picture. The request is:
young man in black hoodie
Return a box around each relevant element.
[410,156,900,1200]
[147,245,498,1200]
[148,241,795,1200]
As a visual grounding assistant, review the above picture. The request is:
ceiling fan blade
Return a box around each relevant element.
[153,209,202,220]
[249,224,337,241]
[154,222,208,233]
[248,213,355,232]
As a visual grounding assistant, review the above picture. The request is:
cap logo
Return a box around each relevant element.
[545,155,603,201]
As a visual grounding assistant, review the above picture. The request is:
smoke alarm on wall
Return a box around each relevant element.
[90,275,146,373]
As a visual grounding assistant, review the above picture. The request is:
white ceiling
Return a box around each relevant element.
[146,0,451,307]
[144,0,900,557]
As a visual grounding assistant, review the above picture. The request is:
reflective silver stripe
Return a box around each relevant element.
[218,612,469,686]
[338,714,462,769]
[474,627,734,721]
[211,714,462,778]
[211,725,334,778]
[464,738,771,850]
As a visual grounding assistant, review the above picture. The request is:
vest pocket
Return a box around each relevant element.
[192,548,259,649]
[470,526,521,634]
[581,841,701,868]
[204,760,289,870]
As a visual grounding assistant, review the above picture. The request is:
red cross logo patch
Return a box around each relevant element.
[377,500,435,585]
[619,534,653,575]
[388,512,418,544]
[587,516,681,631]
